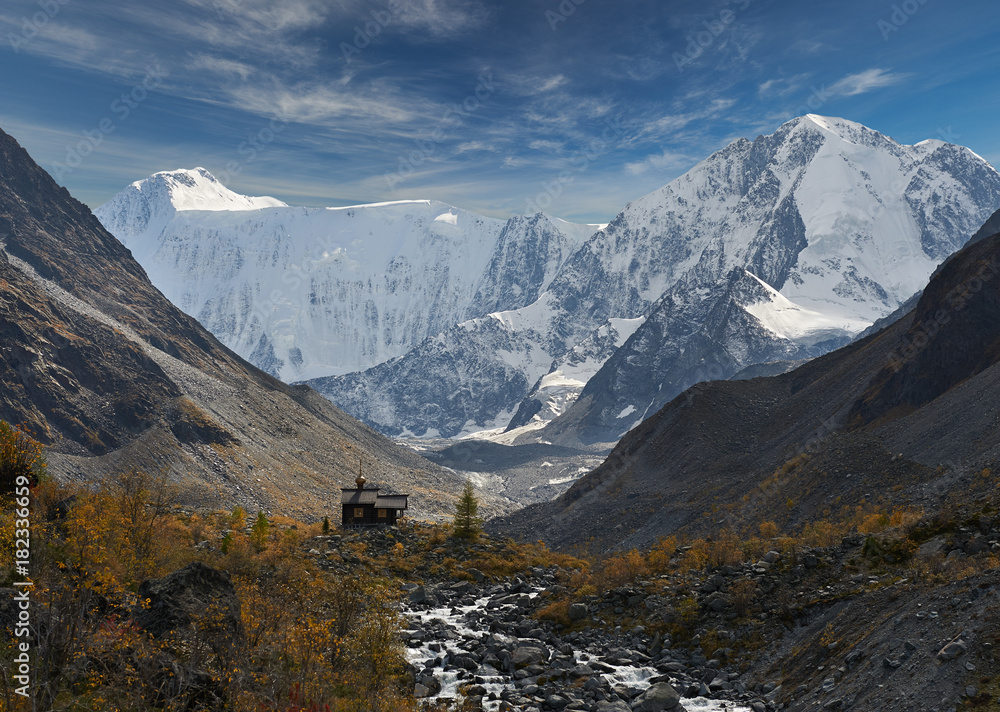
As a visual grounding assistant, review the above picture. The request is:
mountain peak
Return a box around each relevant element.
[800,113,857,133]
[129,168,287,213]
[95,168,287,249]
[783,114,887,147]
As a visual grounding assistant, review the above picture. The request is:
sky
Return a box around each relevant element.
[1,0,998,223]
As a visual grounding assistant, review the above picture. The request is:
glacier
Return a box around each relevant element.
[97,169,598,381]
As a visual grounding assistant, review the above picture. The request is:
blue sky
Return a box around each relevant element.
[1,0,998,223]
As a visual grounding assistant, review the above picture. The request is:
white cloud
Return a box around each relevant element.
[502,156,528,168]
[789,39,827,55]
[537,75,568,93]
[221,81,428,125]
[454,140,504,154]
[505,73,569,97]
[391,0,490,39]
[828,68,909,97]
[528,139,563,151]
[186,54,257,81]
[758,73,811,97]
[625,150,692,176]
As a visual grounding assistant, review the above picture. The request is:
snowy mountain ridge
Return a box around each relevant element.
[96,116,1000,446]
[96,177,598,381]
[306,115,1000,443]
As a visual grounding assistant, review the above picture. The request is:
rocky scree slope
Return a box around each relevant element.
[0,127,502,520]
[492,211,1000,551]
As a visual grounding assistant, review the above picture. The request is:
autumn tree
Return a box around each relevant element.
[0,420,46,494]
[108,469,175,582]
[230,505,247,530]
[453,480,482,541]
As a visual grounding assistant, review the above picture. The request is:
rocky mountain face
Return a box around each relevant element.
[513,117,1000,448]
[96,175,595,382]
[307,116,1000,442]
[0,127,505,521]
[490,210,1000,551]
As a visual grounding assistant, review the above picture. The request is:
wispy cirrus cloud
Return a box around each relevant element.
[392,0,491,38]
[759,73,811,96]
[2,0,997,224]
[827,68,909,97]
[624,149,694,176]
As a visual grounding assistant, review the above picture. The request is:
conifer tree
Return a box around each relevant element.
[250,510,270,552]
[453,480,482,541]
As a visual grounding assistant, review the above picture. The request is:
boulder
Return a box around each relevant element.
[414,683,432,698]
[568,603,589,621]
[511,645,550,667]
[634,682,682,711]
[916,536,948,559]
[595,702,631,712]
[937,639,968,660]
[135,562,242,641]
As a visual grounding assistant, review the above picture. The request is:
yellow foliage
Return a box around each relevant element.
[648,535,678,573]
[599,549,649,588]
[759,521,779,539]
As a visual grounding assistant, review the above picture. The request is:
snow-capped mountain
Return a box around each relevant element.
[96,171,596,381]
[528,115,1000,446]
[308,115,1000,442]
[97,116,1000,446]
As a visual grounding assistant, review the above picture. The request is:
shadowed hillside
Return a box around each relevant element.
[0,127,511,520]
[492,210,1000,551]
